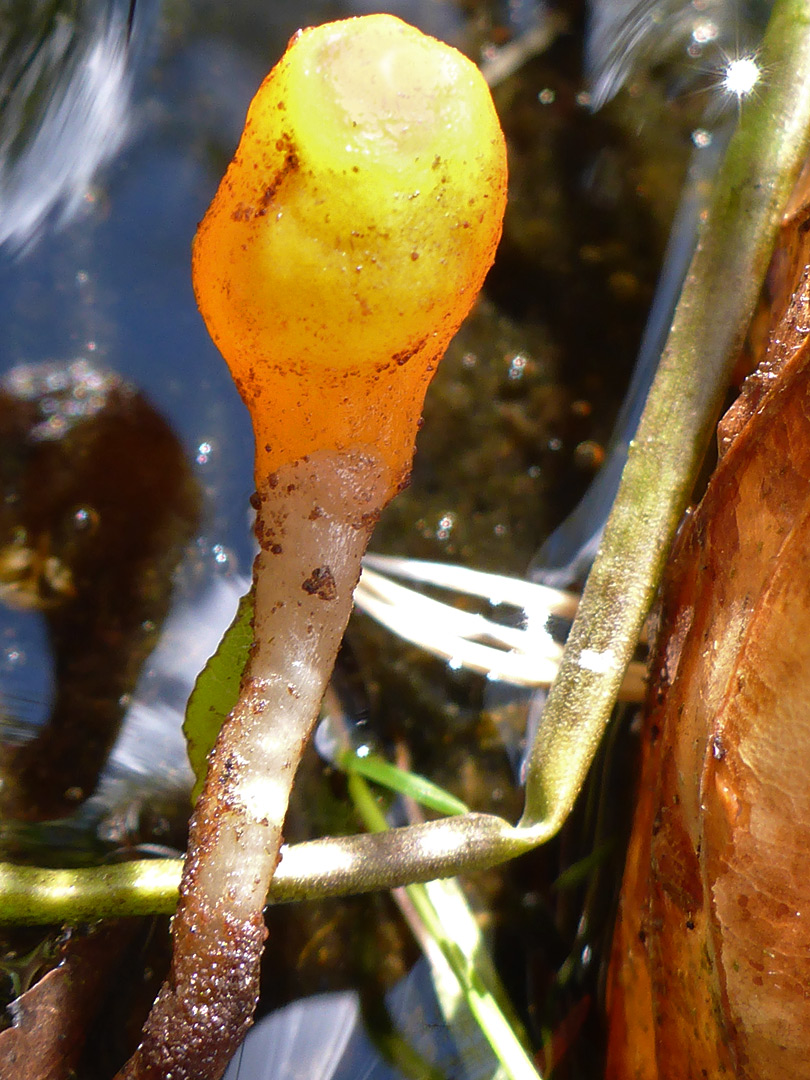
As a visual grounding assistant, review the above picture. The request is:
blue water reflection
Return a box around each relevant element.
[0,3,279,758]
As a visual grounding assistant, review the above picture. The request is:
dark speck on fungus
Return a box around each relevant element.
[301,565,337,600]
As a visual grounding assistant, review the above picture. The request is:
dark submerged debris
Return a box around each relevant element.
[0,359,200,821]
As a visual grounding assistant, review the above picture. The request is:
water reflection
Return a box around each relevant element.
[0,0,151,253]
[0,1,294,830]
[224,960,499,1080]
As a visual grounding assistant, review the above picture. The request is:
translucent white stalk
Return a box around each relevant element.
[117,449,390,1080]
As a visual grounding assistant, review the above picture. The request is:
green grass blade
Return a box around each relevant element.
[521,0,810,836]
[340,750,469,816]
[348,772,542,1080]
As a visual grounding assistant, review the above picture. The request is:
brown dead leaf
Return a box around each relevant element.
[605,174,810,1079]
[0,921,135,1080]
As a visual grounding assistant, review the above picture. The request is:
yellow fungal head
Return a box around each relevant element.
[193,14,507,491]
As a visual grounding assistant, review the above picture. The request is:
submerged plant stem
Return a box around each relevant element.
[349,773,542,1080]
[521,0,810,834]
[0,812,537,924]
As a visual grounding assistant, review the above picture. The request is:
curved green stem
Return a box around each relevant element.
[521,0,810,834]
[0,859,182,922]
[0,813,538,923]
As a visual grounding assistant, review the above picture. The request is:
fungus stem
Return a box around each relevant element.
[118,15,506,1077]
[119,452,392,1077]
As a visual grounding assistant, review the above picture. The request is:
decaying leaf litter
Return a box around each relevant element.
[606,150,810,1080]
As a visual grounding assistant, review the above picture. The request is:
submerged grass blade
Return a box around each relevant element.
[183,588,253,802]
[339,750,470,817]
[348,772,542,1080]
[521,0,810,835]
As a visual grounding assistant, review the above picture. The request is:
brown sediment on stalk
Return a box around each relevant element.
[301,565,337,599]
[116,450,391,1079]
[231,136,300,223]
[121,895,266,1079]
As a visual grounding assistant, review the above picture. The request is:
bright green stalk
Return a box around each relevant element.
[0,813,536,921]
[0,859,182,922]
[521,0,810,833]
[339,750,470,816]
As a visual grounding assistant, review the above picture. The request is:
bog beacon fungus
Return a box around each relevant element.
[117,14,506,1079]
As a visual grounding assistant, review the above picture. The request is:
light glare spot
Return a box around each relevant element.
[692,19,719,44]
[241,775,289,823]
[416,821,466,860]
[722,55,760,100]
[280,838,357,879]
[579,648,615,675]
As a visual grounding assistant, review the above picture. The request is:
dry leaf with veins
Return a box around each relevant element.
[605,172,810,1079]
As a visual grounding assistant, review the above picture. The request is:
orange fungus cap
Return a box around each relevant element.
[192,13,507,489]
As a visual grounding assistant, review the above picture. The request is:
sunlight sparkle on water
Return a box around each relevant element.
[722,55,761,100]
